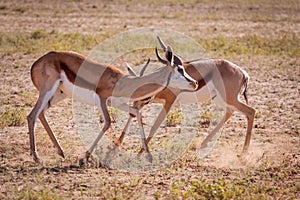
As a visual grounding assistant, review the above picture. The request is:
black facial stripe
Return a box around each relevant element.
[177,66,193,83]
[177,67,184,76]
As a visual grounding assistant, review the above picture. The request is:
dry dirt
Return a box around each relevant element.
[0,0,299,199]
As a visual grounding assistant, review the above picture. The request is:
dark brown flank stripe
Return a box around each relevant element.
[60,61,99,91]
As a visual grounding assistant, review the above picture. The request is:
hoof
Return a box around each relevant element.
[79,151,91,167]
[85,151,91,161]
[242,147,249,154]
[34,157,41,163]
[200,142,208,149]
[146,153,153,163]
[136,152,153,162]
[113,140,121,147]
[79,158,86,167]
[30,151,40,163]
[57,149,65,158]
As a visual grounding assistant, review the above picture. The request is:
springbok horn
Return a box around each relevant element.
[140,58,150,76]
[157,36,167,51]
[155,47,168,65]
[125,62,138,76]
[157,36,182,65]
[125,58,151,77]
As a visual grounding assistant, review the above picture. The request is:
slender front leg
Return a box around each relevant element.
[200,110,233,149]
[115,101,145,147]
[114,115,133,147]
[117,104,152,161]
[138,100,174,154]
[85,98,111,161]
[136,110,153,162]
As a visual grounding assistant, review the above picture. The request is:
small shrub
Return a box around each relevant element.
[166,107,182,127]
[199,110,212,128]
[12,7,26,13]
[31,30,48,40]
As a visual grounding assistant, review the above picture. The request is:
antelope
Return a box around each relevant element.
[115,36,256,156]
[27,48,198,163]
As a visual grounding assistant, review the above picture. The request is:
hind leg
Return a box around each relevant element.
[230,100,255,152]
[201,110,233,150]
[27,81,61,162]
[38,89,67,158]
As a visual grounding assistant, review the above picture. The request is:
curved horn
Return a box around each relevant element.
[125,62,138,76]
[157,36,167,51]
[155,47,168,65]
[139,58,150,76]
[157,36,182,65]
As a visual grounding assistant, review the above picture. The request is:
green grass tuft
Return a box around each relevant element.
[166,107,182,127]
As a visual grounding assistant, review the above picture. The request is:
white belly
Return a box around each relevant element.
[177,81,216,105]
[60,72,99,106]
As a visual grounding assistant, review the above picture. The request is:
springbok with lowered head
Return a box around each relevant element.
[117,36,255,156]
[27,47,198,162]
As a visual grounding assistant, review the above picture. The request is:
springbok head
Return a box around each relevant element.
[155,37,198,91]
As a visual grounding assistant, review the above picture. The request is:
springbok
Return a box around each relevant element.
[27,48,198,163]
[115,36,256,156]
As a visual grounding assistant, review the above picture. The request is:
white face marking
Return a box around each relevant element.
[168,66,196,91]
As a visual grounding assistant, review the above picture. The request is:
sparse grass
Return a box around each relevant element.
[12,7,26,13]
[166,155,299,199]
[31,30,48,40]
[97,107,124,123]
[197,34,300,57]
[0,31,106,54]
[1,31,298,58]
[17,188,61,200]
[0,107,26,127]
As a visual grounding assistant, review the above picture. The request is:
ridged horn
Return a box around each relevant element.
[155,47,168,65]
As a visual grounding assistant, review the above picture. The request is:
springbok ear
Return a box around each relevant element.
[165,46,174,66]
